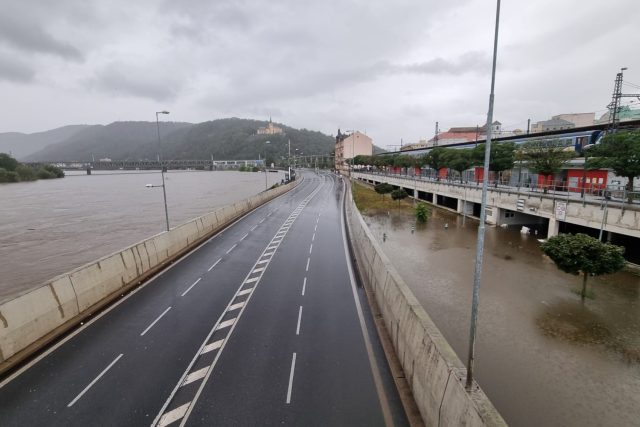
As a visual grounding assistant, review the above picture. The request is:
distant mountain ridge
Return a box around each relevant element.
[23,118,337,163]
[0,125,91,160]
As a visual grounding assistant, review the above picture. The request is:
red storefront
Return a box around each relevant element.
[565,169,608,193]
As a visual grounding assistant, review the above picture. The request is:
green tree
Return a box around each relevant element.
[415,202,430,223]
[391,188,408,205]
[522,139,576,193]
[541,233,626,300]
[588,130,640,203]
[0,153,19,171]
[374,182,394,199]
[43,164,65,178]
[424,147,449,180]
[444,149,473,182]
[473,142,515,186]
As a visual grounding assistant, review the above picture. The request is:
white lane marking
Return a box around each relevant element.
[309,244,313,254]
[250,225,258,231]
[140,306,172,336]
[202,339,224,354]
[252,267,265,274]
[152,179,324,427]
[312,233,315,242]
[208,258,221,272]
[226,244,237,254]
[240,233,249,241]
[158,402,190,427]
[259,218,266,223]
[257,259,269,265]
[181,278,202,297]
[228,301,245,311]
[314,224,317,232]
[216,318,236,330]
[305,257,310,272]
[182,367,209,386]
[264,251,275,257]
[296,306,303,335]
[67,354,123,407]
[302,277,306,296]
[245,276,259,283]
[286,352,297,404]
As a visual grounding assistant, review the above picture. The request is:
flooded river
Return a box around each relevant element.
[0,170,284,302]
[364,207,640,427]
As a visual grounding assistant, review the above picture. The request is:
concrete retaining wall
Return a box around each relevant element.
[345,184,506,426]
[0,181,297,373]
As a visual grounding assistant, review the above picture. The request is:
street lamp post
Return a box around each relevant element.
[264,140,271,190]
[466,0,501,390]
[156,110,170,231]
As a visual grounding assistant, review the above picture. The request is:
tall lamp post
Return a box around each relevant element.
[466,0,501,390]
[155,110,170,231]
[264,140,271,190]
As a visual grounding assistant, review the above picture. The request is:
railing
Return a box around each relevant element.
[354,169,640,212]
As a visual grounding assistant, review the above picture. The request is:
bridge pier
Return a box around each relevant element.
[547,217,560,238]
[86,167,91,175]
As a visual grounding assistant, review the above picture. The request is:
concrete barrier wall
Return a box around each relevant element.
[344,184,506,426]
[0,180,297,372]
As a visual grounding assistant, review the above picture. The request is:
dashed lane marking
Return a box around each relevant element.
[226,244,237,254]
[67,354,123,407]
[302,277,306,296]
[286,352,297,404]
[240,233,249,241]
[296,306,303,335]
[140,306,172,336]
[208,258,221,272]
[305,257,310,272]
[181,278,202,297]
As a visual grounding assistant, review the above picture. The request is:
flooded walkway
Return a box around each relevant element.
[363,206,640,426]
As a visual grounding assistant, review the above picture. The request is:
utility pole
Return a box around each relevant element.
[434,122,439,147]
[526,118,531,134]
[607,67,640,133]
[466,0,501,391]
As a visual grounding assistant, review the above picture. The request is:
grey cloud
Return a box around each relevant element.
[0,56,36,82]
[89,64,180,101]
[0,15,83,60]
[381,51,491,76]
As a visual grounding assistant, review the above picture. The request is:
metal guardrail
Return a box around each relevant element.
[354,169,640,212]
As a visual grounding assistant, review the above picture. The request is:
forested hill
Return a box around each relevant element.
[25,118,335,162]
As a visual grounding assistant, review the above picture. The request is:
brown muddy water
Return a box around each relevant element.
[364,207,640,427]
[0,170,284,302]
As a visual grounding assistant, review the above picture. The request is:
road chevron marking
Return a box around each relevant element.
[152,180,326,427]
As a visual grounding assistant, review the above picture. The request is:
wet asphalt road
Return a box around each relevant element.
[0,171,407,427]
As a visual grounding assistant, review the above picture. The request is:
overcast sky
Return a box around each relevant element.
[1,0,639,150]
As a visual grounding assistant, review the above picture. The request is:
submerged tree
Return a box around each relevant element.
[374,182,394,199]
[391,188,408,205]
[540,233,625,300]
[415,202,430,223]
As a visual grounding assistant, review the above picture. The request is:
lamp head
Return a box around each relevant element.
[157,111,170,115]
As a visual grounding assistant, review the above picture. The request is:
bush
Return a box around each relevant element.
[36,168,56,179]
[15,165,37,181]
[374,183,394,198]
[43,164,65,178]
[415,202,430,223]
[0,168,20,182]
[0,153,18,171]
